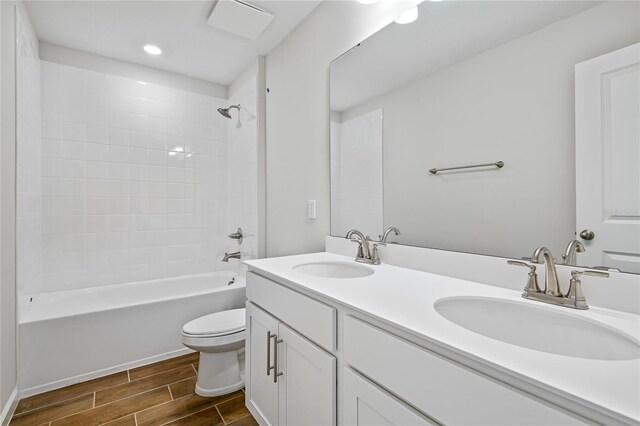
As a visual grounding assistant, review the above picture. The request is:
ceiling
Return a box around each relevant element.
[25,0,321,85]
[330,1,602,112]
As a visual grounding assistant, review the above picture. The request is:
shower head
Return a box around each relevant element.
[217,104,240,119]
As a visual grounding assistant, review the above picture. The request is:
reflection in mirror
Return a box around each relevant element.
[330,1,640,273]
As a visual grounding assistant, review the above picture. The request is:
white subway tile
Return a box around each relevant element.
[86,89,108,108]
[86,143,109,162]
[86,107,108,126]
[86,125,109,144]
[61,122,85,142]
[108,127,130,146]
[85,70,108,91]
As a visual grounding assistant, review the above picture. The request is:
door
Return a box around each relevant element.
[343,369,437,426]
[246,302,280,426]
[277,323,336,426]
[575,43,640,273]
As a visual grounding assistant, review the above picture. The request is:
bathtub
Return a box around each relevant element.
[19,272,245,397]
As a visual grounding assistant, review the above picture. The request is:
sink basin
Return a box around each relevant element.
[435,297,640,360]
[293,261,374,279]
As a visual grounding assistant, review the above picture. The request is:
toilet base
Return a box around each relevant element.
[194,349,245,397]
[195,379,244,397]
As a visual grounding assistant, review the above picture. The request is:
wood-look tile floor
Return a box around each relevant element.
[10,353,257,426]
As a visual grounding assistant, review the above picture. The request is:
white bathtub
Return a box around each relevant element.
[19,272,245,397]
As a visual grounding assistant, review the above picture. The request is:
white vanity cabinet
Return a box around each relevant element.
[246,273,337,426]
[246,270,596,426]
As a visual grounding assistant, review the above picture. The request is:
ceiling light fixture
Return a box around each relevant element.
[143,44,162,55]
[356,0,379,4]
[395,6,418,24]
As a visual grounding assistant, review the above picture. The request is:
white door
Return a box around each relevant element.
[277,323,336,426]
[343,368,437,426]
[575,43,640,273]
[246,302,280,426]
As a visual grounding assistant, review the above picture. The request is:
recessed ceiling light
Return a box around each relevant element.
[143,44,162,55]
[356,0,379,4]
[395,6,418,24]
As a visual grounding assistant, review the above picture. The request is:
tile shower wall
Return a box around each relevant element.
[227,74,259,274]
[16,7,42,317]
[330,109,383,238]
[40,61,230,291]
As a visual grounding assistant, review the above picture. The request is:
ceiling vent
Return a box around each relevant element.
[207,0,274,40]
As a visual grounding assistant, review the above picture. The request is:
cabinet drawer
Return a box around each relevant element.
[247,272,337,352]
[343,316,585,425]
[344,368,437,426]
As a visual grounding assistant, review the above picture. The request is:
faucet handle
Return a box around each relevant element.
[565,270,609,310]
[508,260,541,295]
[507,260,536,272]
[571,269,609,279]
[371,243,385,265]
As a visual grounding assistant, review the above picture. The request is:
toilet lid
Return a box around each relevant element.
[183,308,246,337]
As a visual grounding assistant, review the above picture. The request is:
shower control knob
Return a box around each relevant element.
[579,229,595,240]
[228,227,243,244]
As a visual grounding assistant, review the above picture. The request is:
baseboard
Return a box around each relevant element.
[19,348,194,398]
[0,386,19,426]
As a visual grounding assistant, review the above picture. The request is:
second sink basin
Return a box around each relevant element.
[293,261,374,279]
[435,297,640,361]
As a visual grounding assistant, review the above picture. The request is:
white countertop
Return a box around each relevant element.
[245,252,640,425]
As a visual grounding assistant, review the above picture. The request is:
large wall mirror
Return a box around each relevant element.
[330,1,640,273]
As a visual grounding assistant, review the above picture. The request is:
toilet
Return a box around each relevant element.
[181,308,246,397]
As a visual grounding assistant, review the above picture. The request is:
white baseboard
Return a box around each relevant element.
[0,386,19,426]
[19,348,194,399]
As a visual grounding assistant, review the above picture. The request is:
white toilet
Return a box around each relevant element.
[181,308,246,397]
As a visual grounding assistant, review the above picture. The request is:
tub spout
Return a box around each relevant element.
[222,251,241,262]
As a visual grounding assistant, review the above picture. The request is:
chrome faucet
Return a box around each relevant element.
[346,229,384,265]
[562,240,585,266]
[222,251,241,262]
[531,247,562,296]
[378,227,401,243]
[509,246,609,309]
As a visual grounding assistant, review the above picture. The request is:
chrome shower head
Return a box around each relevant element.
[217,104,240,119]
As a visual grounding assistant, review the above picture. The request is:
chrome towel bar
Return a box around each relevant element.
[429,161,504,175]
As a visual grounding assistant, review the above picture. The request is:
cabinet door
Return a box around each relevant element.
[277,323,336,426]
[246,302,280,426]
[343,369,437,426]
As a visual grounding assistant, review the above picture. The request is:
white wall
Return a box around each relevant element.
[1,1,20,420]
[16,5,41,320]
[330,109,383,238]
[337,2,640,259]
[39,61,231,291]
[265,0,418,256]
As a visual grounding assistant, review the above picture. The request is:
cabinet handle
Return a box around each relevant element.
[273,337,283,383]
[267,331,276,376]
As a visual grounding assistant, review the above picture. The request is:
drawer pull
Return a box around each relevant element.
[274,337,284,383]
[267,331,277,376]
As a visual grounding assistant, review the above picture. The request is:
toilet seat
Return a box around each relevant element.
[182,308,245,338]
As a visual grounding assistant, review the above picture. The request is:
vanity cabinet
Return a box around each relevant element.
[246,270,591,426]
[245,280,337,426]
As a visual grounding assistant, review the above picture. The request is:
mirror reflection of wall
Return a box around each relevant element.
[330,1,640,272]
[330,109,383,239]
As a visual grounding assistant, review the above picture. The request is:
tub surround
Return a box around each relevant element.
[244,248,640,425]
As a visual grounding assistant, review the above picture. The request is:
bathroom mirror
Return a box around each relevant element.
[330,1,640,273]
